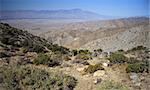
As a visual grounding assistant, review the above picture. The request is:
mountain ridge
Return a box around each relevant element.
[0,9,114,20]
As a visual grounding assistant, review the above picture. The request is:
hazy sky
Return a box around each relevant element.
[1,0,149,17]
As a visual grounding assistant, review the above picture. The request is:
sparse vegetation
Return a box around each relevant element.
[0,20,149,90]
[72,59,89,65]
[127,46,147,52]
[33,53,61,67]
[72,49,78,56]
[109,53,127,64]
[94,48,103,53]
[62,55,71,61]
[84,64,104,73]
[0,52,10,58]
[75,54,91,60]
[47,44,70,54]
[126,62,147,73]
[79,49,91,55]
[97,80,129,90]
[0,65,77,90]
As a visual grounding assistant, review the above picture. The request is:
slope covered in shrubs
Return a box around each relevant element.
[0,23,77,90]
[0,23,70,54]
[0,65,77,90]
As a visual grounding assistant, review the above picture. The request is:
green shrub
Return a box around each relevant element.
[127,46,147,52]
[97,80,129,90]
[109,53,127,64]
[79,49,91,55]
[126,62,146,73]
[0,52,10,58]
[75,54,91,60]
[48,44,70,54]
[72,49,78,56]
[126,57,140,64]
[0,65,77,90]
[26,44,46,53]
[95,48,103,53]
[33,53,60,67]
[84,64,104,73]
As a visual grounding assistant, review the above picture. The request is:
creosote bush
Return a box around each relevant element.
[84,64,104,73]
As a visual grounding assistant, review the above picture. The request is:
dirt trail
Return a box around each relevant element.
[60,67,96,90]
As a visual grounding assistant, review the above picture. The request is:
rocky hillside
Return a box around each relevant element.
[40,17,149,52]
[0,23,78,90]
[0,23,149,90]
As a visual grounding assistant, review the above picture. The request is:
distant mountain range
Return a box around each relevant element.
[0,9,115,20]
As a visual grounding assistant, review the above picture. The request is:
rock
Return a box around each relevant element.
[102,62,108,67]
[93,70,105,77]
[129,73,139,82]
[93,78,102,84]
[76,66,87,72]
[129,73,141,87]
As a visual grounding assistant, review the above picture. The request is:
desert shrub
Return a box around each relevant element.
[47,44,70,54]
[84,64,104,73]
[0,37,9,45]
[72,59,89,65]
[22,47,28,53]
[79,49,91,55]
[97,80,129,90]
[27,44,46,53]
[118,49,124,52]
[0,52,10,58]
[94,48,103,53]
[0,65,77,90]
[72,49,78,56]
[97,48,103,52]
[75,54,91,60]
[109,53,127,64]
[127,46,147,53]
[62,55,71,61]
[126,62,147,73]
[126,57,140,64]
[33,53,60,67]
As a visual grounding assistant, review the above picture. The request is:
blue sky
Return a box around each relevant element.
[1,0,149,17]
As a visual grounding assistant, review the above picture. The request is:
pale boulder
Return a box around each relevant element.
[93,70,105,77]
[76,66,88,72]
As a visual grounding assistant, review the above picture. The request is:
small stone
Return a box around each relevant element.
[102,62,108,67]
[76,67,85,72]
[93,78,102,84]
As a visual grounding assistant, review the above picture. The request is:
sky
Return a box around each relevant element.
[1,0,149,17]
